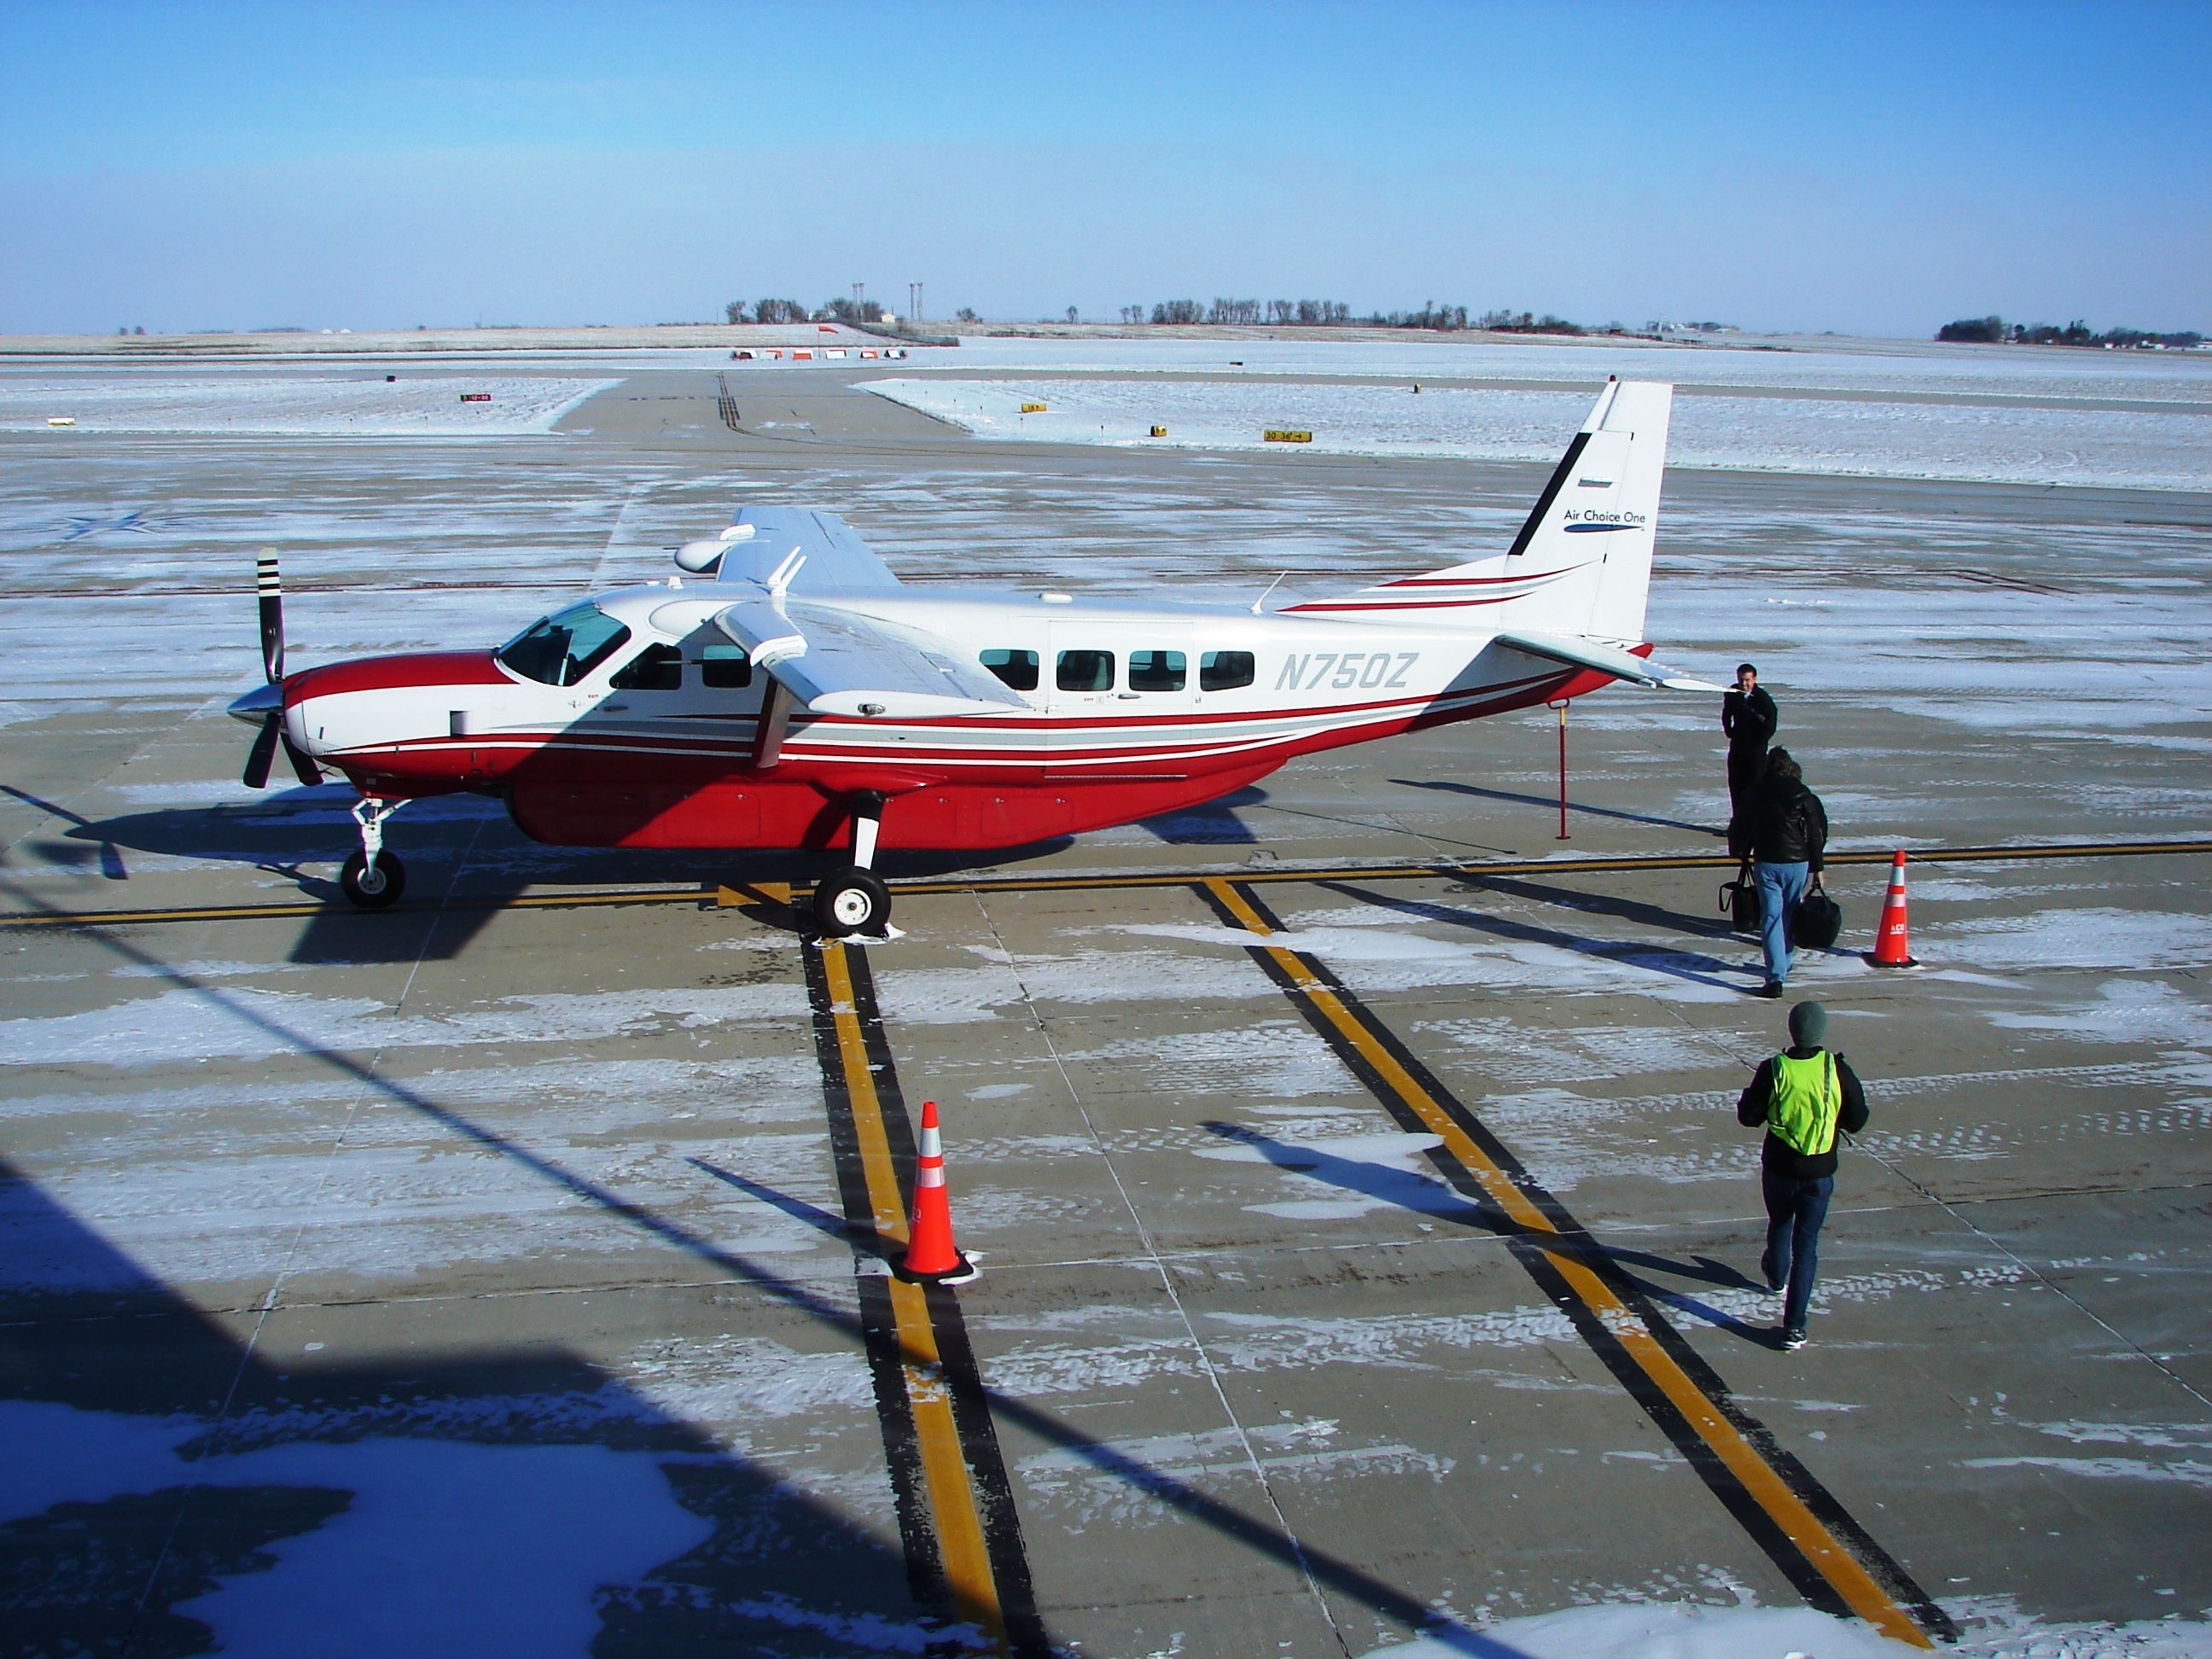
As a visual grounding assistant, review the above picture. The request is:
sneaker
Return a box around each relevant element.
[1756,981,1784,999]
[1780,1326,1807,1351]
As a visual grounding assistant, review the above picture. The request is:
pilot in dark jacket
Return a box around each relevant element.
[1746,748,1828,995]
[1721,664,1778,855]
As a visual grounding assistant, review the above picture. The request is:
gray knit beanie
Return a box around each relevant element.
[1789,1001,1829,1049]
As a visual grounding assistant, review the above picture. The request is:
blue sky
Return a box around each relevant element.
[3,1,2206,336]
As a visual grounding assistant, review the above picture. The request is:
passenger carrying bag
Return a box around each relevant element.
[1721,878,1760,935]
[1792,890,1842,950]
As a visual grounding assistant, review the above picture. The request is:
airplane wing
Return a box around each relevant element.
[1489,630,1723,693]
[677,507,902,593]
[712,598,1027,719]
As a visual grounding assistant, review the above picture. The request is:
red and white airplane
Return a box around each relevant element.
[228,378,1714,934]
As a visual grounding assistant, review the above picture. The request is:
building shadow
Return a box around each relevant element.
[0,1156,963,1658]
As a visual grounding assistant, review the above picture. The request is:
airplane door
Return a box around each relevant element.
[1045,623,1196,783]
[1046,623,1196,718]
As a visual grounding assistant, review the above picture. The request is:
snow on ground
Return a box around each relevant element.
[901,336,2212,406]
[864,376,2211,492]
[0,375,614,435]
[1360,1599,2212,1657]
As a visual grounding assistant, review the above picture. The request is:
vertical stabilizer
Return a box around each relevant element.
[1287,379,1674,643]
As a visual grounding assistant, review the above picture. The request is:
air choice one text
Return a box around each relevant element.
[1276,652,1420,692]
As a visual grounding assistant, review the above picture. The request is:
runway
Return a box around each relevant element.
[3,346,2209,1656]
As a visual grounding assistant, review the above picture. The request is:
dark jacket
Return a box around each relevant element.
[1737,1045,1869,1179]
[1722,686,1778,752]
[1749,775,1828,871]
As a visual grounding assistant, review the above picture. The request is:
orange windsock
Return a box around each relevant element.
[900,1100,976,1284]
[1868,850,1919,968]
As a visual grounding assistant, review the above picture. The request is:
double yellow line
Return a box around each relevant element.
[1202,877,1938,1649]
[819,943,1011,1653]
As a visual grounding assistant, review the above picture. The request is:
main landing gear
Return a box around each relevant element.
[339,797,408,910]
[814,790,891,939]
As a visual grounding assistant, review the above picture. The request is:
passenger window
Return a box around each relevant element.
[981,648,1039,691]
[1127,649,1186,692]
[698,643,753,689]
[1056,649,1115,692]
[1201,650,1255,691]
[610,643,682,691]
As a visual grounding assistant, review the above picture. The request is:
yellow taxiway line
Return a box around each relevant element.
[1203,876,1937,1650]
[5,836,2206,932]
[821,943,1009,1652]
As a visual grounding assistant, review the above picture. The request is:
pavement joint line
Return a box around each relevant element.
[810,943,1047,1657]
[1198,875,1953,1650]
[8,835,2209,931]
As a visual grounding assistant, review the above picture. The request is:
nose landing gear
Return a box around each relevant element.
[339,797,408,910]
[814,790,892,939]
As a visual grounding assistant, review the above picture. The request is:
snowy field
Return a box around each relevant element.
[865,372,2211,491]
[0,373,614,435]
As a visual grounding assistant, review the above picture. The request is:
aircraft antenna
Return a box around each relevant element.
[1251,572,1289,614]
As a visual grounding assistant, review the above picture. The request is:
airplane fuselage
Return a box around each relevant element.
[277,584,1628,852]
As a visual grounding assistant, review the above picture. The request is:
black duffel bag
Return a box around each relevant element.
[1792,888,1842,950]
[1720,877,1760,934]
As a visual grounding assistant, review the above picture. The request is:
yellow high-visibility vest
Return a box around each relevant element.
[1767,1051,1841,1156]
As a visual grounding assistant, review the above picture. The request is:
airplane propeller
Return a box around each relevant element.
[239,548,322,789]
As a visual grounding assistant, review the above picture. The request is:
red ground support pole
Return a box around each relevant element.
[1550,699,1570,840]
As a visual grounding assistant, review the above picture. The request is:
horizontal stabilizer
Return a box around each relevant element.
[1490,630,1721,692]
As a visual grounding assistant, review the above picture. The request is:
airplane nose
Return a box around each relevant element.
[227,682,282,725]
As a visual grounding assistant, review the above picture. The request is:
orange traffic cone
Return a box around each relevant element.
[1868,850,1919,968]
[900,1101,977,1284]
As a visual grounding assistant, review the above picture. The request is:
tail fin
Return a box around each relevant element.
[1287,378,1673,643]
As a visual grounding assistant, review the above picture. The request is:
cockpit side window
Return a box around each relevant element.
[981,649,1039,691]
[610,643,682,691]
[497,603,633,687]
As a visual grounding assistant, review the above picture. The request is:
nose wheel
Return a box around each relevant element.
[339,796,408,910]
[340,847,407,909]
[814,789,893,939]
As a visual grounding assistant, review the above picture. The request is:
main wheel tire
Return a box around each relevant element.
[816,868,889,938]
[340,848,406,911]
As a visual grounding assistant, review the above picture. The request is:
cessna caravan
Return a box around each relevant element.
[228,378,1713,935]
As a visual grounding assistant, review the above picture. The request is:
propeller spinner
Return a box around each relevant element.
[232,548,322,789]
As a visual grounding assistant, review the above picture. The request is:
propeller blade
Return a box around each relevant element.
[256,547,285,684]
[282,733,322,787]
[242,714,280,789]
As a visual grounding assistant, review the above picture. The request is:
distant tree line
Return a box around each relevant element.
[1119,298,1597,334]
[1139,298,1353,325]
[724,296,888,325]
[1937,315,2203,349]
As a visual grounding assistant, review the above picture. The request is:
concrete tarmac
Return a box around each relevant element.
[2,358,2209,1656]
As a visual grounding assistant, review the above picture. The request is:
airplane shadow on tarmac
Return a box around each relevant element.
[0,916,1546,1657]
[32,786,1111,969]
[1392,777,1724,841]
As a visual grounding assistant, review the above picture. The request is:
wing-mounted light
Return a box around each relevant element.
[674,521,757,575]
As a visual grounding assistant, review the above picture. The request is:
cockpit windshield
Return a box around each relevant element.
[497,603,633,687]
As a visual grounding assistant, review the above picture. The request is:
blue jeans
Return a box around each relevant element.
[1756,860,1809,984]
[1761,1165,1833,1333]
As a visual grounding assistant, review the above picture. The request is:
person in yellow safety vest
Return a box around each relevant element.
[1734,1000,1869,1351]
